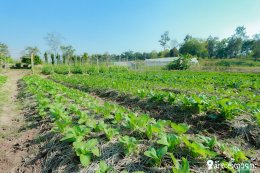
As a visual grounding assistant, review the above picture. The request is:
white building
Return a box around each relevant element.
[144,57,179,66]
[113,57,199,68]
[113,61,135,68]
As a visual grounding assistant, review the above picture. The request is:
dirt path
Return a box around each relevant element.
[0,70,36,173]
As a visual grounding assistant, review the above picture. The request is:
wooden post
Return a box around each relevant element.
[31,53,34,74]
[4,57,6,69]
[96,57,99,73]
[68,56,71,74]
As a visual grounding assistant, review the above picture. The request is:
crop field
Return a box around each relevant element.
[0,67,259,172]
[3,65,255,172]
[1,1,260,172]
[50,71,259,119]
[0,76,7,87]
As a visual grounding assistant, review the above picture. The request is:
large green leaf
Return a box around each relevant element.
[171,123,189,135]
[80,154,91,167]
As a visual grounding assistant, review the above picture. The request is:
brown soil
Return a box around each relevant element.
[0,70,39,173]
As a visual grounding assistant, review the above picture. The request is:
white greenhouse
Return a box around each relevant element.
[144,57,179,66]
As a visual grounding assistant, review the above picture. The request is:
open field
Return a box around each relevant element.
[0,67,259,173]
[195,58,260,73]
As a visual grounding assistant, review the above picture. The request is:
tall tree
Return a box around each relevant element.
[226,26,248,58]
[179,38,208,58]
[82,53,89,64]
[21,46,42,65]
[150,50,158,59]
[0,43,9,68]
[206,36,218,58]
[60,45,75,65]
[56,54,61,64]
[45,32,63,61]
[184,34,192,42]
[44,52,48,63]
[25,46,40,56]
[235,26,247,40]
[253,33,260,41]
[226,36,243,58]
[242,40,254,56]
[169,47,179,57]
[252,40,260,61]
[50,54,55,65]
[216,39,228,58]
[159,31,170,50]
[0,43,9,57]
[121,50,134,61]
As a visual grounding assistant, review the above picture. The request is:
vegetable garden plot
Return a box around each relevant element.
[22,75,255,172]
[50,72,260,124]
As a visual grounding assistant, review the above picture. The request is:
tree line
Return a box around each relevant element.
[0,25,259,67]
[40,26,259,64]
[159,26,259,61]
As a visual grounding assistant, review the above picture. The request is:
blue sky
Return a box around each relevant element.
[0,0,259,58]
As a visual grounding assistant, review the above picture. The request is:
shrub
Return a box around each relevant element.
[54,66,70,74]
[86,66,99,74]
[71,66,83,74]
[165,55,191,70]
[15,63,21,68]
[216,60,231,67]
[21,55,42,65]
[41,66,53,75]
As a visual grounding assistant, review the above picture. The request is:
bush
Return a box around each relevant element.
[15,63,21,68]
[71,66,83,74]
[216,60,231,67]
[86,66,99,74]
[165,55,191,70]
[54,66,69,74]
[108,66,129,72]
[99,65,109,73]
[21,55,42,65]
[41,66,53,75]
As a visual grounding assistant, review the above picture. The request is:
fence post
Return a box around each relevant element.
[31,53,34,74]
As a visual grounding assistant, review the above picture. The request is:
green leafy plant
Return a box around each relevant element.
[113,107,126,124]
[95,120,108,132]
[198,135,218,150]
[148,90,166,102]
[137,89,147,98]
[122,113,152,133]
[182,94,208,113]
[171,123,189,135]
[37,96,50,118]
[230,147,248,163]
[145,123,162,140]
[119,136,138,155]
[157,133,180,151]
[169,154,190,173]
[103,127,119,141]
[53,118,72,133]
[182,136,217,158]
[73,139,100,167]
[144,146,168,166]
[61,125,91,143]
[218,99,239,120]
[95,161,112,173]
[167,92,176,104]
[49,103,68,120]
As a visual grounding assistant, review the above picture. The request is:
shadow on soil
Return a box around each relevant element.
[16,80,80,173]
